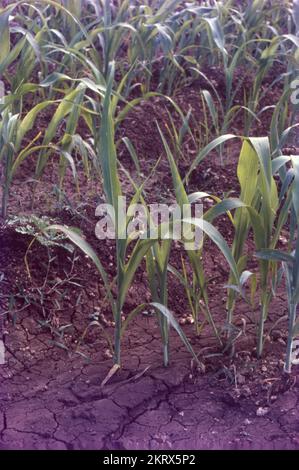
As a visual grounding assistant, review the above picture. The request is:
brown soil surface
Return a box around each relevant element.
[0,65,298,450]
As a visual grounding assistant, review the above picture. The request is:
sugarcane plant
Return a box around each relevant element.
[1,0,298,374]
[0,88,84,218]
[225,137,287,357]
[42,63,198,368]
[180,132,292,357]
[158,125,246,346]
[256,157,299,372]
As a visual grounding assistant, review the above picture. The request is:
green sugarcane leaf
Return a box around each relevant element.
[150,302,199,363]
[204,198,246,224]
[119,239,154,309]
[0,35,26,77]
[201,90,218,131]
[184,134,237,181]
[0,7,11,65]
[183,218,240,284]
[45,225,115,309]
[203,16,227,56]
[256,249,295,264]
[16,100,57,149]
[99,62,122,207]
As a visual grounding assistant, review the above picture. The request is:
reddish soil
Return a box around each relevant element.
[0,64,298,450]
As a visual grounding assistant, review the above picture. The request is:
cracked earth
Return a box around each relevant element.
[0,186,298,450]
[0,309,298,450]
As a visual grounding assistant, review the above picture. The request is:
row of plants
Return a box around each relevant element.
[0,0,299,374]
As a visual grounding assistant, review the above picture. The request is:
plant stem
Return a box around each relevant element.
[257,294,270,358]
[285,301,297,373]
[163,334,169,367]
[1,153,9,218]
[1,183,8,219]
[161,285,169,367]
[113,308,121,366]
